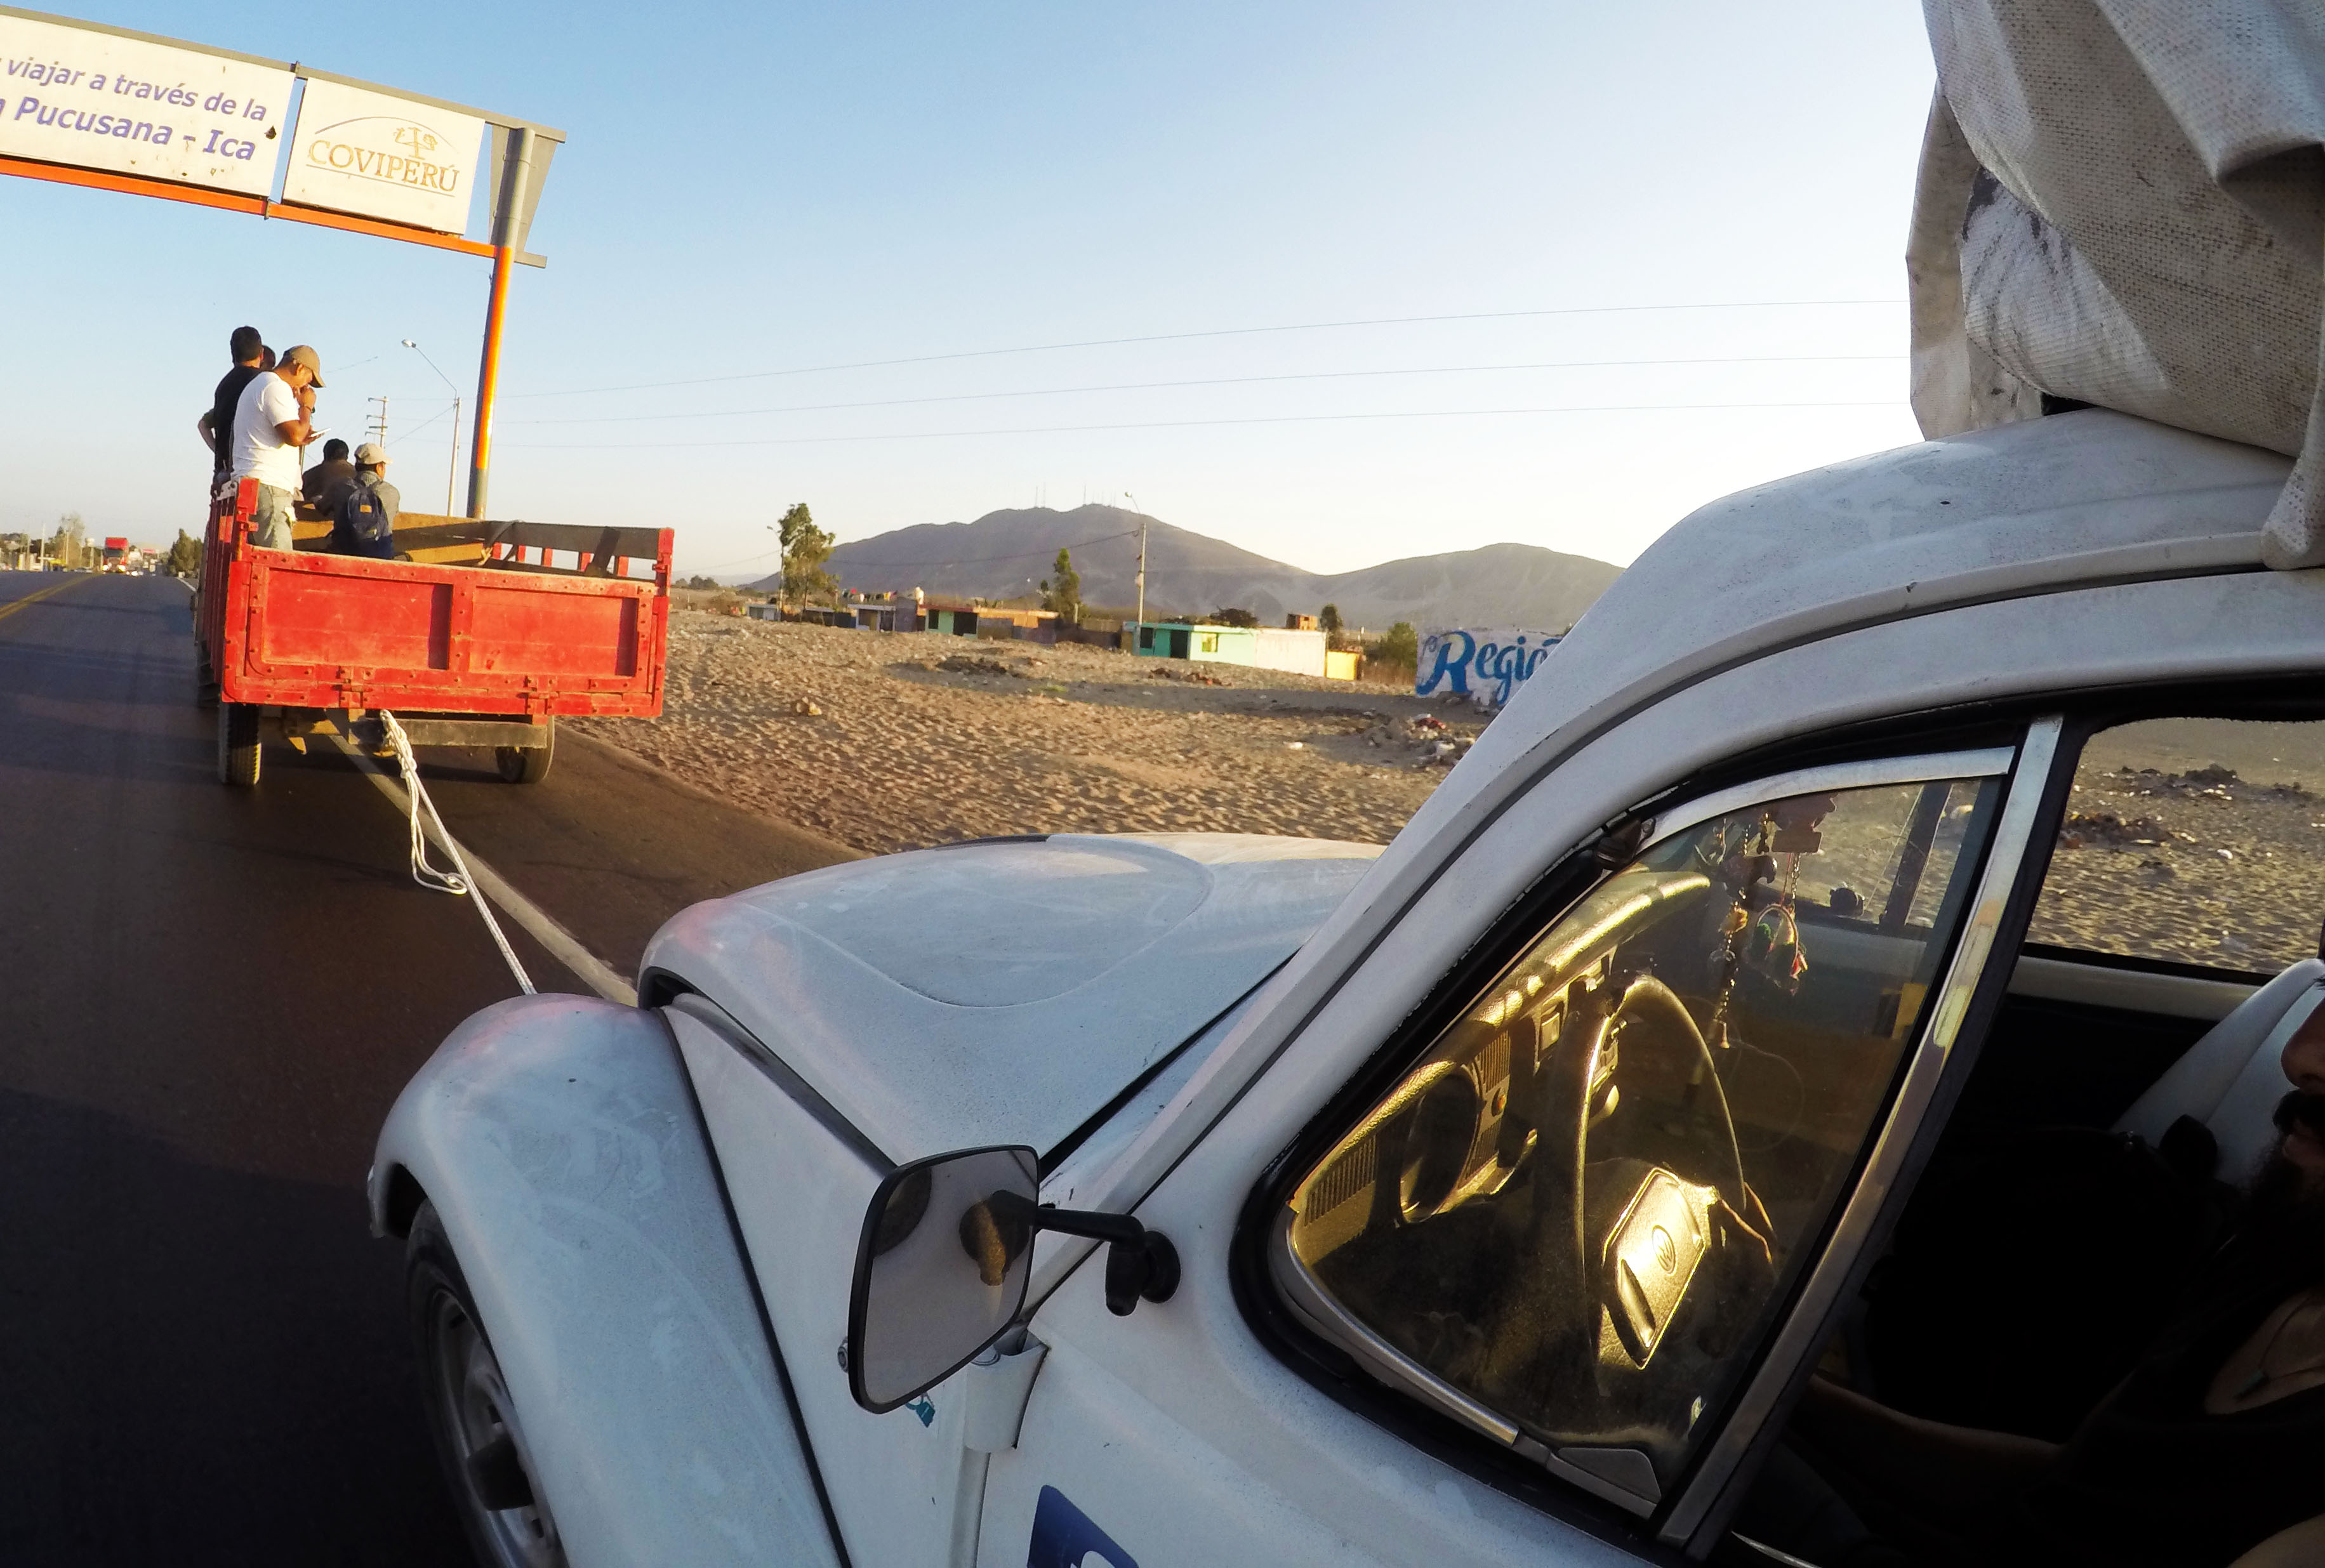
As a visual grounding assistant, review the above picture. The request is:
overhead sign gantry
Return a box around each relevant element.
[0,6,561,517]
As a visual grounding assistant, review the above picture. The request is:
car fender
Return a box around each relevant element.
[369,994,843,1568]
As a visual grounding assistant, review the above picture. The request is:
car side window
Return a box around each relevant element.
[1274,772,2002,1506]
[2027,716,2325,973]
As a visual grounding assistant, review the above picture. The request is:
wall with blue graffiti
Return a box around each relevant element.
[1414,627,1561,708]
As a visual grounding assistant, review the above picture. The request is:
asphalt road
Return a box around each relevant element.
[0,570,855,1564]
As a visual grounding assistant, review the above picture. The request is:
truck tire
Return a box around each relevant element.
[217,702,261,786]
[496,719,554,785]
[407,1201,569,1568]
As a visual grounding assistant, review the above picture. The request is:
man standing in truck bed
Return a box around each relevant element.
[195,326,264,494]
[229,345,322,552]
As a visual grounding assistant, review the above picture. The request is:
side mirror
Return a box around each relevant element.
[845,1145,1181,1414]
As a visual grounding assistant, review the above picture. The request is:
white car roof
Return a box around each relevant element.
[1422,409,2291,834]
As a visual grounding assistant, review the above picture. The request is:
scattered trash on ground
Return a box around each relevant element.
[930,654,1023,678]
[2057,811,2171,848]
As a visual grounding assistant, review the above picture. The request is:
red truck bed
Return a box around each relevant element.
[198,478,672,783]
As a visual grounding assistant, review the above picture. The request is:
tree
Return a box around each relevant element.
[164,529,201,577]
[50,511,84,569]
[776,502,835,607]
[1318,603,1343,636]
[1365,621,1419,670]
[682,574,722,591]
[1039,547,1082,620]
[1210,606,1259,628]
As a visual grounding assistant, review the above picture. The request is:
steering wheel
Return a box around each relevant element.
[1527,973,1752,1372]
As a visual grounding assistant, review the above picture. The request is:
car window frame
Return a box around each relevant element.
[1238,719,2067,1552]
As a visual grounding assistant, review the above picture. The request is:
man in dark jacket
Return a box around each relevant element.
[301,438,356,515]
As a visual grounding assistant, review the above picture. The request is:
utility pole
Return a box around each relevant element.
[1134,518,1148,636]
[402,340,465,518]
[444,396,461,517]
[367,396,390,449]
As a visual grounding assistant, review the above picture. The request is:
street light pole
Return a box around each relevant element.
[401,339,463,518]
[1123,492,1147,643]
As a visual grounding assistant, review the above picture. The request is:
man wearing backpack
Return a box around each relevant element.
[333,443,401,560]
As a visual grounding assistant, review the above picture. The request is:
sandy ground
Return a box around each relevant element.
[2030,718,2325,973]
[570,613,1482,854]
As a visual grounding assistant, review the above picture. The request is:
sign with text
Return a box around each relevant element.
[282,77,482,234]
[0,13,291,194]
[1415,626,1562,709]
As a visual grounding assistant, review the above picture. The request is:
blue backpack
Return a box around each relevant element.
[338,478,392,545]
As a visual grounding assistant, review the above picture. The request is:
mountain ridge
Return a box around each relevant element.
[751,505,1621,631]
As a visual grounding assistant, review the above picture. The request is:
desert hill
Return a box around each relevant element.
[754,505,1620,631]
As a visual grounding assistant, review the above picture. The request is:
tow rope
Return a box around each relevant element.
[379,711,536,996]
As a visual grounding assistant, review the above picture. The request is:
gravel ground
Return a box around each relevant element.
[571,614,1485,854]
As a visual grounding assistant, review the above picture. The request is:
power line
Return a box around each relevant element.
[501,298,1906,401]
[503,399,1909,452]
[505,353,1905,427]
[393,400,459,440]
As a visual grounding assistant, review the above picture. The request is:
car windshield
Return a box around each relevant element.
[1279,775,2001,1498]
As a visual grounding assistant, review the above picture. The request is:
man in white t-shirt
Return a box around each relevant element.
[230,344,323,551]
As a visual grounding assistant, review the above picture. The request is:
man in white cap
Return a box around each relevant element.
[229,343,322,551]
[331,442,401,560]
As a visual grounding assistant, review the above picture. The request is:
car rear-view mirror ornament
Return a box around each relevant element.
[847,1145,1179,1414]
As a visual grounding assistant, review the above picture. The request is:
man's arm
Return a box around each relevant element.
[1791,1376,2057,1512]
[272,384,317,451]
[197,411,217,456]
[2230,1512,2325,1567]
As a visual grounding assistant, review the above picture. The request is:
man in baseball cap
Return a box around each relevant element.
[229,344,324,550]
[331,442,401,560]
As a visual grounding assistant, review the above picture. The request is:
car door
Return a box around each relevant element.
[976,726,2060,1566]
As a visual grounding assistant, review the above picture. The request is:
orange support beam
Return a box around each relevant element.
[0,154,494,258]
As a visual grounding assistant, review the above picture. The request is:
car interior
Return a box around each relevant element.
[1272,760,2011,1507]
[1260,706,2325,1562]
[1717,711,2325,1564]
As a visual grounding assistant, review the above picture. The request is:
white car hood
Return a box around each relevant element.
[641,833,1381,1162]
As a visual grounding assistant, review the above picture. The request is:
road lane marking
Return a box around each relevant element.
[0,574,83,628]
[328,737,641,1006]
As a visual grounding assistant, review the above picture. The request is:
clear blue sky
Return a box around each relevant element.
[0,1,1934,577]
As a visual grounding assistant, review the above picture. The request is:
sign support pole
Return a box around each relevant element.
[468,244,512,519]
[468,126,536,520]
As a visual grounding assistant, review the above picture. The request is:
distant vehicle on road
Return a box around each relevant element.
[371,411,2325,1567]
[199,478,673,786]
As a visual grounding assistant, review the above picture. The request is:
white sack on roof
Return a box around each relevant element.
[1909,1,2325,566]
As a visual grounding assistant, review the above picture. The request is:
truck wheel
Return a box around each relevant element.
[496,720,554,785]
[216,702,261,786]
[408,1201,568,1568]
